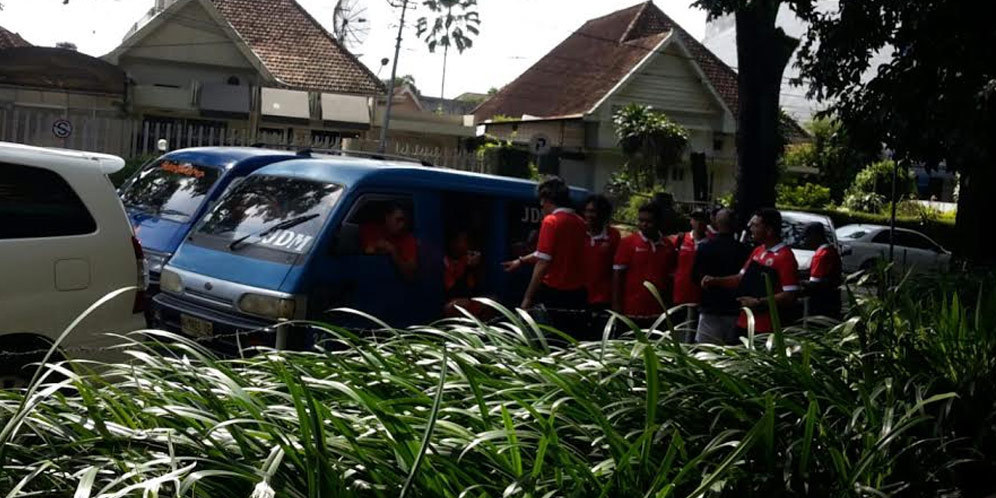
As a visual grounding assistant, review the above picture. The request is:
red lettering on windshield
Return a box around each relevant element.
[160,161,206,178]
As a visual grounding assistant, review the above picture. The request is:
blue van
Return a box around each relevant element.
[118,148,302,291]
[151,156,586,348]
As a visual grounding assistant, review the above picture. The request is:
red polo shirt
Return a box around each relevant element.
[810,244,842,285]
[583,226,621,305]
[672,232,704,305]
[737,242,799,333]
[360,223,417,264]
[534,208,587,291]
[613,232,676,317]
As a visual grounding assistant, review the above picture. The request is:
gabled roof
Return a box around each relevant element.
[210,0,384,95]
[110,0,383,95]
[0,26,32,50]
[474,1,738,121]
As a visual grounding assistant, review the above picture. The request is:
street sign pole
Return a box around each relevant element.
[378,0,410,154]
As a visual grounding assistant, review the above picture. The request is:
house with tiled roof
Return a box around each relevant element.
[0,25,32,50]
[474,1,739,201]
[104,0,384,149]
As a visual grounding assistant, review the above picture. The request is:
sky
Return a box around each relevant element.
[0,0,708,99]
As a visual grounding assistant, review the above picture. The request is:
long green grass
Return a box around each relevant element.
[2,273,995,497]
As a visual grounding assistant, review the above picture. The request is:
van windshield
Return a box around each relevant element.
[191,175,342,261]
[120,159,222,222]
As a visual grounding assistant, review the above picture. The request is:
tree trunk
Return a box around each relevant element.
[733,0,798,225]
[955,163,996,265]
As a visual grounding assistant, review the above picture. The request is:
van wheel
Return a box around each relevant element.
[0,336,63,390]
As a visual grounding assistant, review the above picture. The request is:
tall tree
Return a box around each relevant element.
[693,0,817,224]
[416,0,480,100]
[796,0,996,262]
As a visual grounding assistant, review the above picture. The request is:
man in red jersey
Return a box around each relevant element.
[582,194,621,339]
[702,208,799,337]
[800,222,842,319]
[612,202,676,321]
[672,210,710,307]
[503,177,588,333]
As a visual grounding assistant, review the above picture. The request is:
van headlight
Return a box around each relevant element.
[238,294,296,320]
[160,269,184,294]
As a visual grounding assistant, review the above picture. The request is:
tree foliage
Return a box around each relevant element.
[780,117,877,202]
[795,0,996,260]
[613,103,689,192]
[415,0,480,54]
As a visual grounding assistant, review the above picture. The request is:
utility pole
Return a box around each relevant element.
[378,0,410,153]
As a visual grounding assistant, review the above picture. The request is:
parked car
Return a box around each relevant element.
[1,142,147,387]
[835,224,951,274]
[151,155,587,350]
[117,147,302,297]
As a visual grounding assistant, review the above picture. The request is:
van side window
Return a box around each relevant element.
[336,195,415,255]
[0,163,97,239]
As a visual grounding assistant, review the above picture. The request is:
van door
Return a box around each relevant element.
[321,191,443,327]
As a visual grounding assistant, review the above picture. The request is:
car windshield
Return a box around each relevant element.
[192,175,343,260]
[120,159,222,222]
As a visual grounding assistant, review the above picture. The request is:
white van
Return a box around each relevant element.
[0,142,147,387]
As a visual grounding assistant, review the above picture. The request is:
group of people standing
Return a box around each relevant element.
[504,176,843,344]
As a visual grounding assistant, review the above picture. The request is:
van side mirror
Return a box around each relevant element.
[841,245,853,256]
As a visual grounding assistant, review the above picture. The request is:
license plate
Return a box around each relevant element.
[180,314,213,338]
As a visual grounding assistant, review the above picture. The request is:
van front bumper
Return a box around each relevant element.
[151,293,305,353]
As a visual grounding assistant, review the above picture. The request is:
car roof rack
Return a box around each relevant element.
[249,142,434,167]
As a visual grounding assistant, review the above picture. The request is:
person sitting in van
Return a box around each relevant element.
[360,202,418,280]
[443,229,489,318]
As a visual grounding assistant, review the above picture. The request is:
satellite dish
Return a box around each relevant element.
[333,0,370,52]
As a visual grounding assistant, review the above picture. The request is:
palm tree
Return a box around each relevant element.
[416,0,480,101]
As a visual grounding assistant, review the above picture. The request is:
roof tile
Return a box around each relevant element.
[210,0,383,95]
[0,25,32,50]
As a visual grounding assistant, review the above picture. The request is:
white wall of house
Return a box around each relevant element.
[119,0,253,70]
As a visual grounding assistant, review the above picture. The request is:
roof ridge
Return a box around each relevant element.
[582,1,647,26]
[619,1,653,43]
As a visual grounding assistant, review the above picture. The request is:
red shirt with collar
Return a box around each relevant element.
[583,226,621,305]
[360,223,417,264]
[613,232,676,317]
[672,232,704,305]
[737,242,800,333]
[535,208,587,290]
[810,244,842,285]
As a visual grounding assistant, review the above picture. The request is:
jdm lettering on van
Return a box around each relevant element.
[258,229,314,253]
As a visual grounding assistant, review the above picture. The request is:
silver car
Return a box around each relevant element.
[835,224,951,274]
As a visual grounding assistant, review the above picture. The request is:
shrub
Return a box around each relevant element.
[5,275,996,496]
[477,141,531,179]
[842,191,886,213]
[776,182,831,209]
[613,103,688,191]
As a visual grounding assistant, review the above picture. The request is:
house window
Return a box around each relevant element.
[227,76,241,86]
[671,167,685,182]
[713,138,724,152]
